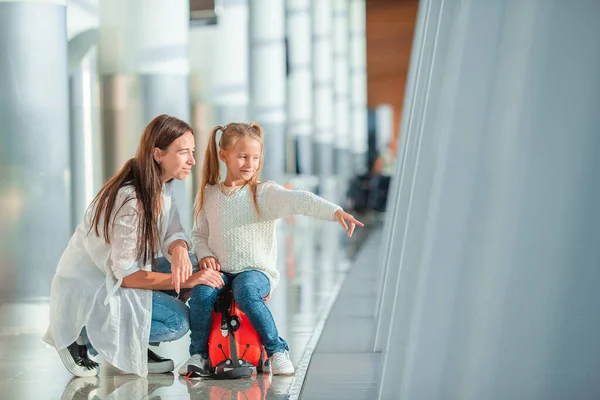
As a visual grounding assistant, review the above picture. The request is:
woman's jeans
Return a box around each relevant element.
[82,255,192,355]
[149,256,192,344]
[188,269,288,358]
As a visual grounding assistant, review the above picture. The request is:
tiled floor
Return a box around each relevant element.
[300,227,384,400]
[0,214,351,400]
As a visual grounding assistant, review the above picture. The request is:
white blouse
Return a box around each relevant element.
[42,182,190,377]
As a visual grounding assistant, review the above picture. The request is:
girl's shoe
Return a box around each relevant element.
[269,351,294,375]
[177,354,210,376]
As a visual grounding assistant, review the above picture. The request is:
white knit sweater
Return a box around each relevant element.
[190,181,342,289]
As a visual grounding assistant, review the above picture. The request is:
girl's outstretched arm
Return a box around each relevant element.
[262,182,364,235]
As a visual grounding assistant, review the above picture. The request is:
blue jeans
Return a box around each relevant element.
[150,256,193,344]
[82,255,192,354]
[188,270,288,358]
[148,290,190,344]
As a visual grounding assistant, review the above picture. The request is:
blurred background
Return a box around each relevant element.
[3,0,600,399]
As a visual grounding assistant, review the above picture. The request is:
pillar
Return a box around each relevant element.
[0,0,70,301]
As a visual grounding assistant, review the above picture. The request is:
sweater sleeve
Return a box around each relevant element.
[260,182,342,221]
[190,207,216,261]
[161,195,191,262]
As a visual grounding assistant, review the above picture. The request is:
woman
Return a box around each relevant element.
[43,114,224,377]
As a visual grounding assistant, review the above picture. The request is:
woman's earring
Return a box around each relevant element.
[157,158,161,164]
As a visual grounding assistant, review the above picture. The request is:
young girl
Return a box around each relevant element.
[178,122,363,376]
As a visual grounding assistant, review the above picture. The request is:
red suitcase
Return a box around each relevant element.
[187,290,267,380]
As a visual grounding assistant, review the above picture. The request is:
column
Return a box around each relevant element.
[349,0,368,174]
[213,0,249,125]
[249,0,287,182]
[99,1,143,180]
[311,0,334,179]
[69,45,102,228]
[286,0,313,175]
[333,0,351,179]
[0,0,70,301]
[379,0,600,399]
[189,24,218,194]
[100,0,192,230]
[68,0,102,228]
[139,1,191,230]
[374,104,394,152]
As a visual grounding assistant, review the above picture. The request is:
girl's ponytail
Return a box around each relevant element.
[195,126,222,217]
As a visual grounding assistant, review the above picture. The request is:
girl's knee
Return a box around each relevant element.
[233,284,264,309]
[190,284,219,306]
[232,272,269,303]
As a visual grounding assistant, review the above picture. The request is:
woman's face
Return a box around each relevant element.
[156,131,195,182]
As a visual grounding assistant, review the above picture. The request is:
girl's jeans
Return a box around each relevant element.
[188,269,288,358]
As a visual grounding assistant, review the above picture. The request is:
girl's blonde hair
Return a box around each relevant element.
[195,122,264,217]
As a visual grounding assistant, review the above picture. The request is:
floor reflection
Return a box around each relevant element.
[59,373,294,400]
[0,179,352,399]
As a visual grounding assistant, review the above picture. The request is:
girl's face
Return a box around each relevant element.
[155,131,195,182]
[220,137,262,183]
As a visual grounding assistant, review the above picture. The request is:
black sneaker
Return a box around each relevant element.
[57,341,100,377]
[147,349,174,374]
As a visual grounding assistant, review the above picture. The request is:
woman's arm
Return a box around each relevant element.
[161,194,193,292]
[108,197,145,284]
[109,193,224,292]
[122,270,181,290]
[122,268,224,290]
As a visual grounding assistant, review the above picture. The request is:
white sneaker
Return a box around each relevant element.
[177,354,210,376]
[269,351,294,375]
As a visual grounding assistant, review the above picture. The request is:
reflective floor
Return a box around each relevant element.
[0,206,351,399]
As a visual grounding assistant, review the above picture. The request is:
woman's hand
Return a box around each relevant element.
[170,243,193,294]
[200,256,221,271]
[184,269,225,289]
[334,209,364,238]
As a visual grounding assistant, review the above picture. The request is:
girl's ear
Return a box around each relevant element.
[219,149,227,163]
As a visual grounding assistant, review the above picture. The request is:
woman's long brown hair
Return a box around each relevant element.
[88,114,193,269]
